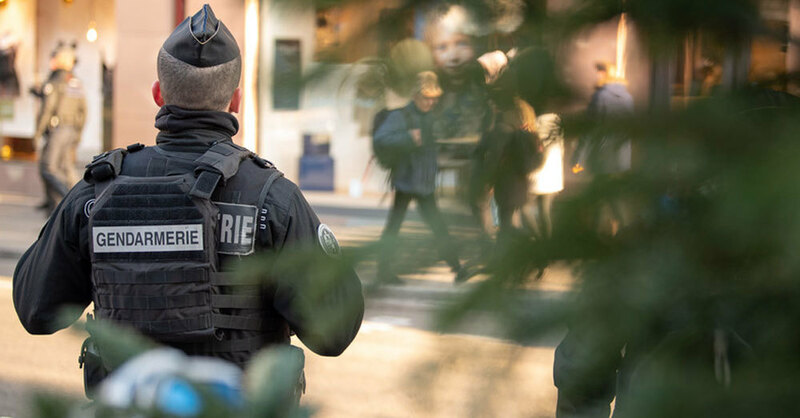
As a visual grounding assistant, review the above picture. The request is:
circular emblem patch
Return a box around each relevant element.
[317,224,341,257]
[84,198,96,218]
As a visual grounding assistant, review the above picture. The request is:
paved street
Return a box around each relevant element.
[0,191,569,417]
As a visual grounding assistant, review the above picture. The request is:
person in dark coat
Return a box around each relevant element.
[14,4,363,395]
[474,90,540,236]
[572,62,634,235]
[374,71,462,283]
[573,62,633,176]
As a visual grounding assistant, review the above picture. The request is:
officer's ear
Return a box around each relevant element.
[152,81,165,107]
[228,88,241,113]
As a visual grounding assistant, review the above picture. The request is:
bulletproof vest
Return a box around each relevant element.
[84,141,284,364]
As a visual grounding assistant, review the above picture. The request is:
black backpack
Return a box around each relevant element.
[371,107,413,169]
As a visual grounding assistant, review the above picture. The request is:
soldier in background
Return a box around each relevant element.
[34,41,86,213]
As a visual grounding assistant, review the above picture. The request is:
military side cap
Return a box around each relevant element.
[162,4,239,68]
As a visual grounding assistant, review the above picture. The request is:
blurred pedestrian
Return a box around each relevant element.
[523,113,565,240]
[472,48,544,233]
[424,4,493,240]
[34,41,86,213]
[572,62,633,234]
[479,91,540,236]
[574,62,633,174]
[374,71,462,284]
[455,57,544,284]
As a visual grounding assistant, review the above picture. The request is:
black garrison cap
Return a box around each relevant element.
[161,4,240,68]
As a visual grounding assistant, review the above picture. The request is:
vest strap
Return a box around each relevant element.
[256,170,285,211]
[84,148,127,184]
[189,171,222,200]
[97,293,208,310]
[174,336,266,353]
[94,268,207,285]
[130,315,213,335]
[85,148,130,199]
[212,314,263,331]
[188,141,252,199]
[211,294,262,309]
[210,272,260,287]
[194,141,253,181]
[255,169,285,235]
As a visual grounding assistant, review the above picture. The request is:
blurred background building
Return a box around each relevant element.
[0,0,798,196]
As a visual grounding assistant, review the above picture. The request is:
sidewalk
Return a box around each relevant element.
[0,193,47,260]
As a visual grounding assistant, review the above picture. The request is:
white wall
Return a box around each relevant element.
[258,1,314,183]
[38,0,116,161]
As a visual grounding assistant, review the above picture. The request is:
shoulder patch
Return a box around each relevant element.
[317,224,341,257]
[215,202,258,255]
[84,198,96,218]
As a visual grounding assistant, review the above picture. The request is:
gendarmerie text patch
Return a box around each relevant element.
[216,202,258,255]
[92,224,204,253]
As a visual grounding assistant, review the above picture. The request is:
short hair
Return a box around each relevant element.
[595,61,626,86]
[414,71,442,98]
[157,48,241,111]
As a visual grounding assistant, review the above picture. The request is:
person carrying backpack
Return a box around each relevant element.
[13,4,363,400]
[373,71,462,284]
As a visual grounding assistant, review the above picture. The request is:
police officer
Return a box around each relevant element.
[14,3,364,388]
[34,42,86,213]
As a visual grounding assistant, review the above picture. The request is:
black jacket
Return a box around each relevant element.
[14,105,364,364]
[373,102,438,195]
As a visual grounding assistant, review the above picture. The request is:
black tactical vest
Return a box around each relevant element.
[84,141,284,366]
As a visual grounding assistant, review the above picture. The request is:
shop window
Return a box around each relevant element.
[1,136,35,161]
[673,32,726,99]
[673,1,790,100]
